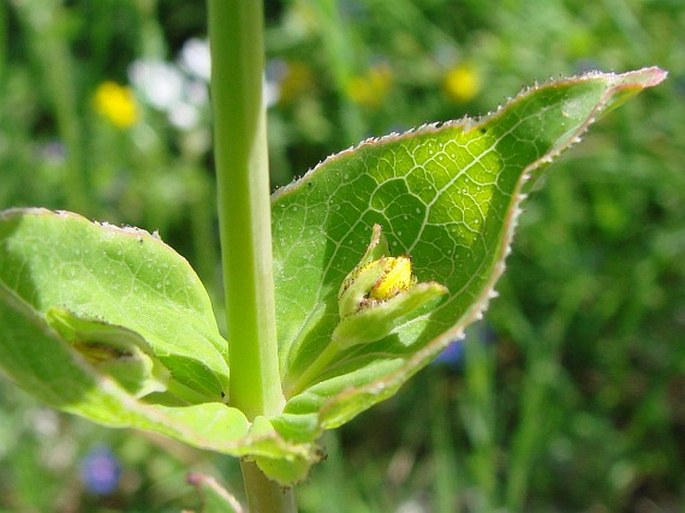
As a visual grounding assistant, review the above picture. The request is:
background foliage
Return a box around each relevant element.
[0,0,682,511]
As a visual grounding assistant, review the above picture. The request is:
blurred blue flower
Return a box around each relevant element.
[339,0,368,20]
[573,59,602,74]
[81,445,121,495]
[434,323,495,371]
[434,339,466,367]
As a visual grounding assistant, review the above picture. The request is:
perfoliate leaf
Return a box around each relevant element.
[0,208,229,401]
[0,209,316,483]
[272,67,666,438]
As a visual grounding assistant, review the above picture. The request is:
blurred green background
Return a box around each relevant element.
[0,0,683,511]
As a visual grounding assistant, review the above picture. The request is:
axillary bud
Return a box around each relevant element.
[333,225,448,346]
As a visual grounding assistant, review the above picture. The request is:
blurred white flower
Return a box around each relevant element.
[395,499,426,513]
[185,79,209,106]
[129,60,184,111]
[168,101,200,130]
[180,38,211,82]
[26,407,59,437]
[126,39,215,132]
[264,59,287,108]
[264,77,280,108]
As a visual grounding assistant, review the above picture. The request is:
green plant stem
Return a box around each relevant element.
[208,1,293,511]
[461,327,498,511]
[241,461,297,512]
[208,0,284,421]
[134,0,167,59]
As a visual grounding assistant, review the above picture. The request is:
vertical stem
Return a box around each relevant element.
[208,0,283,422]
[49,22,89,214]
[241,461,297,512]
[207,1,294,511]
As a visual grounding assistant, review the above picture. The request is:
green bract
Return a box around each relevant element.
[334,223,448,347]
[286,224,449,397]
[0,68,666,485]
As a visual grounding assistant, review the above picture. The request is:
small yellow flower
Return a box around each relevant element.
[93,81,139,129]
[338,253,417,319]
[346,64,393,108]
[366,256,415,301]
[331,225,448,349]
[443,63,481,104]
[278,61,314,105]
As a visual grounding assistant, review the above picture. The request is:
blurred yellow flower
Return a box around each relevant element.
[443,63,481,104]
[278,61,314,105]
[93,81,139,129]
[346,64,393,108]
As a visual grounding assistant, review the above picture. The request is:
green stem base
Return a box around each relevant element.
[240,461,297,513]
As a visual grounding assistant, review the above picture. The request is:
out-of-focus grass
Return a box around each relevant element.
[0,0,682,511]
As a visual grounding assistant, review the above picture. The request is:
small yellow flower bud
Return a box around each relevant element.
[367,256,415,301]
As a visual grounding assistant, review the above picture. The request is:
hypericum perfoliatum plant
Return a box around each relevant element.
[0,68,666,485]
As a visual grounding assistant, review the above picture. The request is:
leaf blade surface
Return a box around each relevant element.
[272,68,666,430]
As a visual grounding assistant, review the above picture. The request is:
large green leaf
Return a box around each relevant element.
[0,209,314,481]
[272,68,666,432]
[0,209,228,400]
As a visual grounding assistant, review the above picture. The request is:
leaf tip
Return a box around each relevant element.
[614,66,668,88]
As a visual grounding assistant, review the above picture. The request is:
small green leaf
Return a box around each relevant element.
[271,68,667,439]
[332,280,448,348]
[46,307,170,398]
[0,280,245,436]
